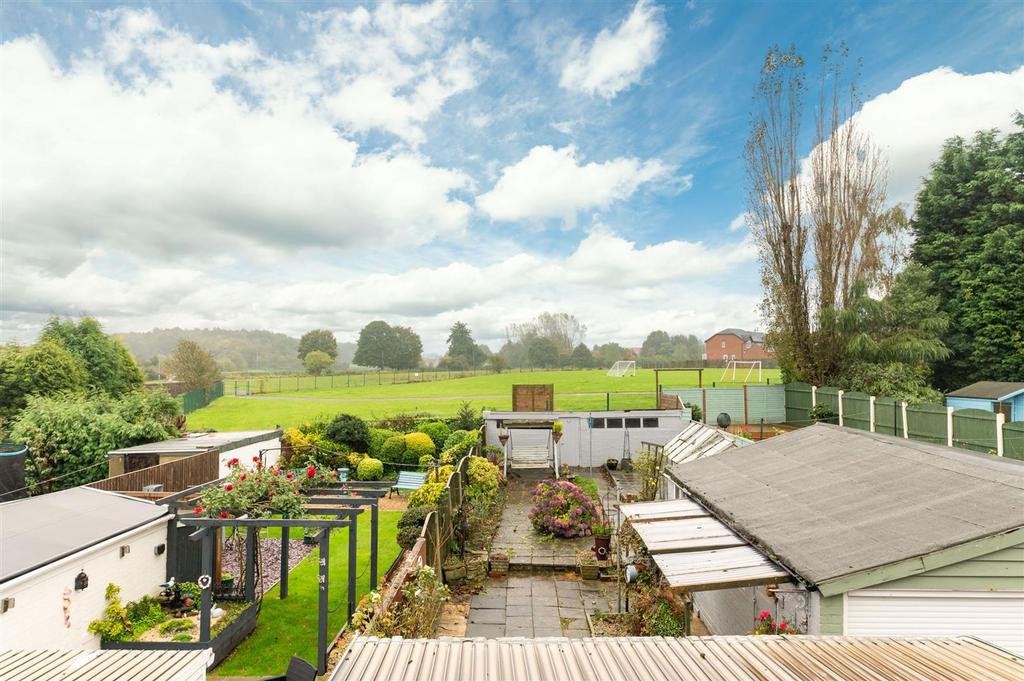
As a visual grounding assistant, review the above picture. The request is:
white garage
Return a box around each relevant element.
[845,590,1024,657]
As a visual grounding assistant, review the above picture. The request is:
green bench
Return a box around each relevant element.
[390,471,427,497]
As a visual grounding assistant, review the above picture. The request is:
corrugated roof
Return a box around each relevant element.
[108,430,279,456]
[0,487,169,583]
[662,422,749,466]
[946,381,1024,400]
[620,499,789,591]
[669,424,1024,586]
[330,635,1024,681]
[0,648,211,680]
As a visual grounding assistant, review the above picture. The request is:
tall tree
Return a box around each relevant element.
[592,342,630,367]
[164,339,222,390]
[745,44,902,384]
[527,336,561,368]
[445,322,478,366]
[570,342,594,368]
[640,331,672,357]
[303,350,333,376]
[353,321,423,370]
[297,329,338,360]
[507,312,586,356]
[391,326,424,370]
[41,317,143,394]
[911,116,1024,388]
[0,340,89,423]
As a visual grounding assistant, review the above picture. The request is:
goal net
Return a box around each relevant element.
[607,360,637,377]
[719,360,762,383]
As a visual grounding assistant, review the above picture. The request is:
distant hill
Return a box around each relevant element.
[117,327,355,373]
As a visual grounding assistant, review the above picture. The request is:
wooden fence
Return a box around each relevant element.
[88,449,220,494]
[419,453,472,574]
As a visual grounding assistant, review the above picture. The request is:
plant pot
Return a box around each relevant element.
[303,535,318,546]
[489,552,509,576]
[593,535,611,560]
[605,459,618,471]
[219,577,235,590]
[552,432,562,443]
[578,562,600,580]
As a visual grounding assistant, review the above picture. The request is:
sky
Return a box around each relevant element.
[2,0,1022,355]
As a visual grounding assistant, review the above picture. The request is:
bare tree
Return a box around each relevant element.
[506,312,586,356]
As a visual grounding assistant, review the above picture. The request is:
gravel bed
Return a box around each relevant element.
[221,535,316,597]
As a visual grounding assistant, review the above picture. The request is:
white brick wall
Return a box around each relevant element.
[0,517,170,649]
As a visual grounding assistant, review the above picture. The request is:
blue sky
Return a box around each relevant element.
[2,1,1022,354]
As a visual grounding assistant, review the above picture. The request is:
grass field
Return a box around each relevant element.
[190,368,782,431]
[214,510,401,676]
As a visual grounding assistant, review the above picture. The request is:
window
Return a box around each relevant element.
[993,402,1012,418]
[605,418,623,429]
[721,340,727,349]
[642,417,659,428]
[591,418,605,429]
[625,417,641,428]
[744,340,752,350]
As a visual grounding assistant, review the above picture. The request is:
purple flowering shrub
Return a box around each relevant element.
[528,479,596,538]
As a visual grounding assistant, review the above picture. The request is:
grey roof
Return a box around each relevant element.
[947,381,1024,400]
[0,487,169,583]
[706,328,766,343]
[669,423,1024,586]
[330,635,1024,681]
[108,429,280,457]
[0,649,211,680]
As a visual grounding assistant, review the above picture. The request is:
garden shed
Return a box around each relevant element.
[0,487,171,650]
[106,429,281,478]
[945,380,1024,421]
[660,424,1024,655]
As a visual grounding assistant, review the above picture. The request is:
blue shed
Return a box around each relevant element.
[946,381,1024,421]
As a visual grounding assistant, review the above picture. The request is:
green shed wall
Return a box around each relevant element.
[817,542,1024,635]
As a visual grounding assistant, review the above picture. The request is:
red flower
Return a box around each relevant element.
[758,610,771,621]
[779,622,788,631]
[272,469,280,477]
[228,457,239,467]
[306,466,316,479]
[286,472,294,480]
[253,455,260,462]
[240,473,247,481]
[193,506,203,515]
[331,470,338,478]
[224,483,233,491]
[219,511,229,519]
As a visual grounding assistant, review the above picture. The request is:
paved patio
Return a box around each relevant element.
[492,468,616,570]
[466,573,617,638]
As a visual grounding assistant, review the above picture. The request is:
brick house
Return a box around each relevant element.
[703,328,773,363]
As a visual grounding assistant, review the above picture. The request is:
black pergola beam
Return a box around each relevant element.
[180,515,359,528]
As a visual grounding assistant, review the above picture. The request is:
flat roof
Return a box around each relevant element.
[670,423,1024,586]
[108,430,280,457]
[947,381,1024,400]
[0,487,170,583]
[331,635,1024,681]
[0,649,211,680]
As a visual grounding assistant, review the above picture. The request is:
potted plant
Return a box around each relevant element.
[552,421,564,443]
[605,458,618,471]
[592,519,612,560]
[577,551,599,580]
[303,529,320,545]
[219,572,235,590]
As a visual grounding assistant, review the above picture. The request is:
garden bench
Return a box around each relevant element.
[390,470,427,497]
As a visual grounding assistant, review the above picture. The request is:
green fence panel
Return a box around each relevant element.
[705,388,744,425]
[906,403,948,445]
[816,386,841,417]
[1004,421,1024,461]
[785,382,813,423]
[746,385,787,423]
[842,392,872,431]
[952,409,998,454]
[874,397,903,437]
[180,381,225,414]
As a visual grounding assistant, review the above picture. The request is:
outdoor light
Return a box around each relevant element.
[498,427,509,446]
[74,571,89,591]
[119,545,131,558]
[1,597,14,613]
[154,543,166,556]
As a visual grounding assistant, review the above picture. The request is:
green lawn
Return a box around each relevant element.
[191,368,781,430]
[214,510,401,676]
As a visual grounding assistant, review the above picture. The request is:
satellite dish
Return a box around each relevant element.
[716,413,732,428]
[624,564,639,584]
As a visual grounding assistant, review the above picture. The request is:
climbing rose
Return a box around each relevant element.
[194,506,202,515]
[228,457,239,466]
[306,466,316,479]
[779,622,788,631]
[759,611,771,621]
[253,456,260,462]
[240,473,247,481]
[224,483,233,491]
[286,472,294,480]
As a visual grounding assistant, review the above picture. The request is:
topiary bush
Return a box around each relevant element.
[368,428,402,458]
[442,430,469,452]
[408,482,446,508]
[381,435,407,464]
[404,432,436,464]
[325,414,370,452]
[418,454,435,470]
[528,479,596,538]
[397,525,422,550]
[417,421,451,450]
[356,457,384,481]
[466,456,500,504]
[398,505,434,530]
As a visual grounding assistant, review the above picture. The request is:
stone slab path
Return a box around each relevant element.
[466,573,617,638]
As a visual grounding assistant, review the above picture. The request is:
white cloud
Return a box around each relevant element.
[728,213,749,232]
[849,66,1024,206]
[476,145,672,225]
[1,15,475,275]
[560,0,666,99]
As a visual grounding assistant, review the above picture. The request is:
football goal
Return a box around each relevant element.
[719,360,762,383]
[607,360,637,377]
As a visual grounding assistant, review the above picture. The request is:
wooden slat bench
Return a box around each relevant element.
[390,471,427,497]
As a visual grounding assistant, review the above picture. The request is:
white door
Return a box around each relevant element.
[845,590,1024,656]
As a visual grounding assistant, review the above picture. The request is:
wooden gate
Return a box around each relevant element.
[512,384,554,412]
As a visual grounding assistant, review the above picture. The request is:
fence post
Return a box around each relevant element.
[996,412,1006,456]
[868,396,876,433]
[837,391,844,427]
[946,407,955,447]
[743,385,749,425]
[701,388,707,424]
[811,385,817,408]
[901,402,909,438]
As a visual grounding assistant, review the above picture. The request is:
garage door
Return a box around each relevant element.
[845,590,1024,656]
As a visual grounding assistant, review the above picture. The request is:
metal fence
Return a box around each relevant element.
[181,381,224,413]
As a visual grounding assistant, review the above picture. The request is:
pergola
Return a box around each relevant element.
[159,478,393,673]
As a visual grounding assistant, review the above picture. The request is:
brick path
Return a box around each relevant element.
[466,573,616,638]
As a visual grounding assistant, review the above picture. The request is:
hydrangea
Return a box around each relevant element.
[528,479,596,538]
